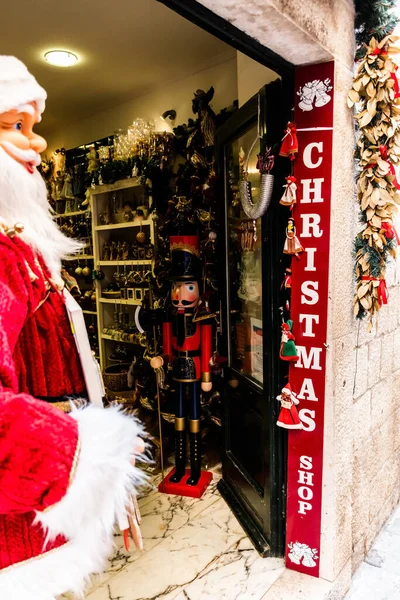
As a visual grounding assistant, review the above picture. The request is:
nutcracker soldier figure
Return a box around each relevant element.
[161,235,213,490]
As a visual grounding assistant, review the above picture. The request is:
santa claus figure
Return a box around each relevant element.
[0,57,146,599]
[276,383,303,429]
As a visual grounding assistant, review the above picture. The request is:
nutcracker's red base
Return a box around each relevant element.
[158,468,213,498]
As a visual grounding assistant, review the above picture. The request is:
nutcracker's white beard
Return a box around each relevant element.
[0,146,81,281]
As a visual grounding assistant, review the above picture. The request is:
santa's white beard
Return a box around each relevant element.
[0,147,81,281]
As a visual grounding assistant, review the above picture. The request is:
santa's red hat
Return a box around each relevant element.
[282,383,292,395]
[0,56,46,118]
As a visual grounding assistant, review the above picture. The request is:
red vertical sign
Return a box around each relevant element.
[285,61,334,577]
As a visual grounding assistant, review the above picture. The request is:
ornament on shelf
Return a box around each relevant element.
[276,383,303,430]
[136,226,147,244]
[87,146,99,174]
[239,143,275,219]
[280,320,299,362]
[283,218,304,258]
[279,122,298,160]
[192,87,217,148]
[280,176,297,209]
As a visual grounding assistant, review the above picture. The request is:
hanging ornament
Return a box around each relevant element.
[279,122,298,161]
[276,383,303,430]
[283,218,304,258]
[239,141,275,219]
[279,320,299,362]
[136,223,147,244]
[280,267,292,314]
[280,176,297,209]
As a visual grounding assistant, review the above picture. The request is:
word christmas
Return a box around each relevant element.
[285,61,334,578]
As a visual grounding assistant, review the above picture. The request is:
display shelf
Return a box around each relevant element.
[100,297,141,306]
[55,209,90,218]
[102,332,144,345]
[91,180,155,371]
[82,310,98,315]
[91,178,143,195]
[98,259,153,266]
[95,219,151,231]
[64,254,94,261]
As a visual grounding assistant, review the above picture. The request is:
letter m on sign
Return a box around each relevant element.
[295,346,323,370]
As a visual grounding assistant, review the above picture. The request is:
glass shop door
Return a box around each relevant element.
[217,80,289,556]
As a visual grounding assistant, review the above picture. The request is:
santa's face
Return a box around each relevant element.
[0,102,46,174]
[171,280,199,308]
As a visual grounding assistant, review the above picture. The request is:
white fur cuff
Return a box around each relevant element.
[0,405,147,600]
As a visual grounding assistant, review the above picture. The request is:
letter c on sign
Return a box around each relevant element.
[303,142,323,169]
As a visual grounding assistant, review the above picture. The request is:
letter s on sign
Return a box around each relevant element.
[301,281,319,305]
[299,408,316,432]
[300,455,313,470]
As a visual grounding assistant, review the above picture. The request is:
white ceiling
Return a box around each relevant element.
[1,0,234,137]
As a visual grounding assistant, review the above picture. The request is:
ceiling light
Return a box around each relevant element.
[160,109,176,122]
[44,50,78,68]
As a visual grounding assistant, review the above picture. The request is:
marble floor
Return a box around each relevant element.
[61,473,286,600]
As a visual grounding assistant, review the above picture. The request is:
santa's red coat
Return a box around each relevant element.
[0,227,145,600]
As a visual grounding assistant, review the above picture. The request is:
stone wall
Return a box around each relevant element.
[197,0,400,596]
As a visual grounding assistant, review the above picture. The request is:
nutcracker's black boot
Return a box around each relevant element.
[187,423,201,486]
[170,426,186,483]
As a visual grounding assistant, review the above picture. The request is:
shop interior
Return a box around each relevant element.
[3,0,296,595]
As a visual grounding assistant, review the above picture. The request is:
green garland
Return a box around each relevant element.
[350,2,400,329]
[355,0,399,58]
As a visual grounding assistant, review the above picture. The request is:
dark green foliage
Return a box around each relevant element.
[353,230,396,319]
[355,0,399,58]
[99,158,136,184]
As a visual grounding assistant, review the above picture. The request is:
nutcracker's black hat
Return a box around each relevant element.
[170,235,201,281]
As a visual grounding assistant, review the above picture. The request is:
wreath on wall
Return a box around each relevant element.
[349,1,400,330]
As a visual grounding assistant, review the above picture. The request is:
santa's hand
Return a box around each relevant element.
[122,495,143,552]
[201,381,212,392]
[131,437,145,467]
[127,510,143,552]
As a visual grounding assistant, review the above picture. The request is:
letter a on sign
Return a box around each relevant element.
[285,61,334,578]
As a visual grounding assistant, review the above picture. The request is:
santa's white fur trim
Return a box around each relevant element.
[276,421,303,430]
[0,405,147,600]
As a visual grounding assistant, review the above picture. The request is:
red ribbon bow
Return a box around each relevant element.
[381,221,400,243]
[368,46,399,95]
[361,276,388,306]
[390,63,400,98]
